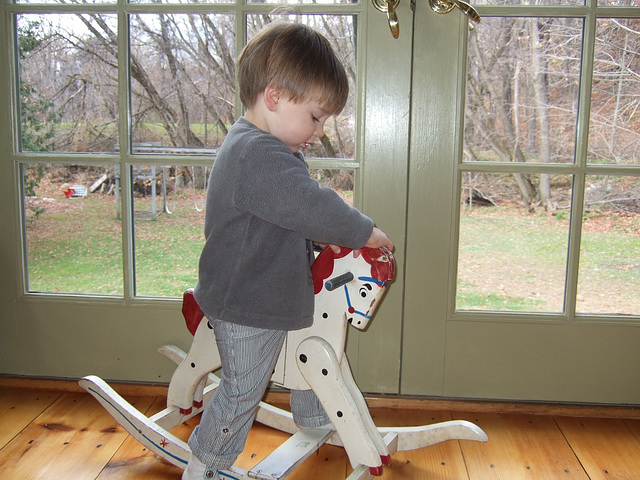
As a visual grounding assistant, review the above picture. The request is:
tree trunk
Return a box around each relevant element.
[529,20,553,211]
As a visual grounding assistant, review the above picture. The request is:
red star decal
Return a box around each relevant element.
[160,438,169,448]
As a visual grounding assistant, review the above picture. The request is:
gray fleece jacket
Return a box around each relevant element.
[193,118,374,331]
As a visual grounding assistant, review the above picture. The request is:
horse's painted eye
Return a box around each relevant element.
[359,284,373,297]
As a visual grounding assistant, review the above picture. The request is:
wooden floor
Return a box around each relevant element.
[2,383,640,479]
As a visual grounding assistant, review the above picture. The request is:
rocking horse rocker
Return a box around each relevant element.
[81,247,487,479]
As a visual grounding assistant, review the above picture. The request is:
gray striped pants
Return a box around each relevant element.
[187,318,331,472]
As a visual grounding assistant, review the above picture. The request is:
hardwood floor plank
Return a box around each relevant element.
[0,392,155,480]
[555,416,640,480]
[98,398,348,479]
[97,396,190,480]
[453,412,589,479]
[0,387,61,448]
[625,417,640,442]
[288,442,347,479]
[237,421,348,479]
[368,408,470,479]
[5,378,639,419]
[230,398,347,478]
[2,386,636,480]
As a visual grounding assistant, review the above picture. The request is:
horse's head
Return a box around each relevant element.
[312,246,395,330]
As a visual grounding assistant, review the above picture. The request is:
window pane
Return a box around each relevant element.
[23,163,123,295]
[132,165,205,297]
[588,18,640,166]
[131,0,233,3]
[17,14,118,153]
[597,0,638,5]
[456,173,572,312]
[130,14,235,151]
[246,0,358,4]
[577,175,640,315]
[247,15,357,160]
[473,0,584,5]
[16,0,114,3]
[465,17,583,167]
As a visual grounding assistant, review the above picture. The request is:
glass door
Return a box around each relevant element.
[400,0,640,403]
[0,0,411,386]
[2,0,638,404]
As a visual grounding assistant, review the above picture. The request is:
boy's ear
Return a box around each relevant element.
[264,84,283,111]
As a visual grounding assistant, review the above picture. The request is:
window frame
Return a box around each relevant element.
[6,0,366,302]
[451,1,640,322]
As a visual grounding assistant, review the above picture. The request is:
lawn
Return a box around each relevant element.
[25,184,205,297]
[457,207,639,314]
[24,178,639,315]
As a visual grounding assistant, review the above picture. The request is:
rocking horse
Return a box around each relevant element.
[80,247,487,479]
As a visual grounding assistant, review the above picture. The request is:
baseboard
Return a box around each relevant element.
[1,374,638,419]
[0,375,169,397]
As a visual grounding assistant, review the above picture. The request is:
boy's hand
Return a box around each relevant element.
[365,227,393,250]
[316,227,393,258]
[353,227,393,257]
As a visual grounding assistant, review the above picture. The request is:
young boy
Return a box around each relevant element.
[183,21,393,480]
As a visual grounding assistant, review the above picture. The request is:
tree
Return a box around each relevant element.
[18,19,62,202]
[17,12,358,200]
[19,19,60,155]
[18,13,357,166]
[465,14,640,212]
[465,16,584,210]
[589,18,640,166]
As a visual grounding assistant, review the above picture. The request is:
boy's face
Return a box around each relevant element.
[268,96,332,154]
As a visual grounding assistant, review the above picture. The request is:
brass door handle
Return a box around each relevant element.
[428,0,480,23]
[372,0,401,39]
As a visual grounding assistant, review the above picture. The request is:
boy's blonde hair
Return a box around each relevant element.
[237,21,349,115]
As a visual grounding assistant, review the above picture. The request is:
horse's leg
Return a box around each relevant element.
[167,317,222,414]
[295,336,384,476]
[338,356,390,464]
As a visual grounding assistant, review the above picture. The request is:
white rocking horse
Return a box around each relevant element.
[81,247,487,479]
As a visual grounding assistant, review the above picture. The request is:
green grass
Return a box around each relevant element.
[456,281,545,311]
[26,195,125,295]
[456,207,639,313]
[25,190,639,313]
[26,191,205,297]
[580,229,640,283]
[133,210,205,297]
